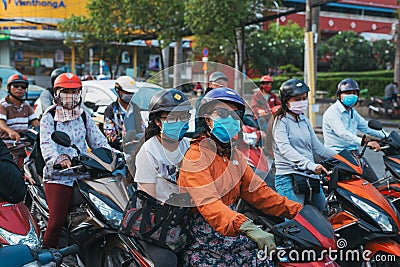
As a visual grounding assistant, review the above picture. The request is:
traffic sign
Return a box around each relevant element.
[202,47,209,57]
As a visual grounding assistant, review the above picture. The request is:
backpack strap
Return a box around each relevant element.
[49,109,56,131]
[49,109,87,131]
[81,111,87,128]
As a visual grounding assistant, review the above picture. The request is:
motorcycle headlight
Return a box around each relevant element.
[89,192,123,228]
[0,221,40,249]
[350,196,393,232]
[243,131,258,146]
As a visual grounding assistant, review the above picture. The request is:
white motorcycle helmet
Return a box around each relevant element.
[115,76,138,93]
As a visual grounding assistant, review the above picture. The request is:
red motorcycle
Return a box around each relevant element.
[234,122,275,189]
[0,131,41,249]
[366,120,400,211]
[237,202,339,266]
[237,124,269,173]
[322,149,400,266]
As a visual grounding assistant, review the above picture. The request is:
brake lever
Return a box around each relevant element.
[57,165,82,173]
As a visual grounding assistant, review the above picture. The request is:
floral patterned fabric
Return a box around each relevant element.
[40,108,112,187]
[183,205,274,267]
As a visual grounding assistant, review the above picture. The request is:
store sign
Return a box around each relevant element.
[1,0,87,18]
[2,0,66,10]
[4,0,66,10]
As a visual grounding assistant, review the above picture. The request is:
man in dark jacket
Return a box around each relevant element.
[0,139,26,203]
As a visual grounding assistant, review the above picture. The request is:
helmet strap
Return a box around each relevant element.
[8,89,26,102]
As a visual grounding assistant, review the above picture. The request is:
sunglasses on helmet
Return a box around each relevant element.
[212,107,244,120]
[12,83,28,90]
[160,112,191,123]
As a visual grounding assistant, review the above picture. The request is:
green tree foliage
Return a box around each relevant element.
[246,22,304,74]
[58,0,137,77]
[59,0,187,76]
[184,0,266,65]
[126,0,186,50]
[371,39,395,70]
[318,31,378,72]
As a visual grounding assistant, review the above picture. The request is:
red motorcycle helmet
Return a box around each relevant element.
[53,73,82,90]
[260,75,273,83]
[7,74,29,90]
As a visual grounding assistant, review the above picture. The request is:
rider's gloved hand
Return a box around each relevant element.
[240,220,277,251]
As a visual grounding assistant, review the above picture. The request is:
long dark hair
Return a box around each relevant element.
[128,112,162,178]
[145,112,162,141]
[264,95,290,157]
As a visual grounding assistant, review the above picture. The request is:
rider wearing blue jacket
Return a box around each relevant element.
[323,78,386,182]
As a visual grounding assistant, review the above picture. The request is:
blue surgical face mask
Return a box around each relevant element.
[161,121,189,141]
[342,94,358,107]
[210,115,241,143]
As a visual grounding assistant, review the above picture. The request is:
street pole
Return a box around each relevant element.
[133,46,137,78]
[71,43,75,74]
[305,0,316,127]
[305,32,316,127]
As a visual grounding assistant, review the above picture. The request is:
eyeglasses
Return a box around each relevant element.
[261,82,272,85]
[12,83,28,89]
[212,108,244,120]
[160,113,191,123]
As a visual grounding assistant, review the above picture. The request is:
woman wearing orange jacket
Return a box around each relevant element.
[179,87,302,266]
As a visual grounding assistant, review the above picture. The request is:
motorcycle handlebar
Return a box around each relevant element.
[58,244,79,257]
[3,138,28,146]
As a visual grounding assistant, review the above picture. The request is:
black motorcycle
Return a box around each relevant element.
[368,96,400,119]
[24,131,136,267]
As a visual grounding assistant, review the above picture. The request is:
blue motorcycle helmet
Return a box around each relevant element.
[198,87,245,118]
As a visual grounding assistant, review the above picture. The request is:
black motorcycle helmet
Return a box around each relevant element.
[50,68,66,88]
[279,79,310,110]
[336,78,360,98]
[145,89,192,141]
[148,89,192,115]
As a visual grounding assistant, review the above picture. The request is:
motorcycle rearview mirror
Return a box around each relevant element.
[51,131,81,155]
[368,120,382,131]
[368,120,387,138]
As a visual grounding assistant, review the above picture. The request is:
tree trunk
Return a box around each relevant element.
[235,27,245,97]
[161,46,170,87]
[173,39,183,89]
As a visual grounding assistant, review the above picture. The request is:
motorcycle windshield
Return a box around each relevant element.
[81,147,117,173]
[332,149,363,176]
[388,130,400,150]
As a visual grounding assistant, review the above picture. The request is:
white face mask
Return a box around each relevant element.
[288,99,308,114]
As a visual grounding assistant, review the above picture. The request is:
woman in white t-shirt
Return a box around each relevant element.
[134,89,192,267]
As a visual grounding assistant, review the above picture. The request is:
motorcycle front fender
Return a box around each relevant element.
[365,238,400,257]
